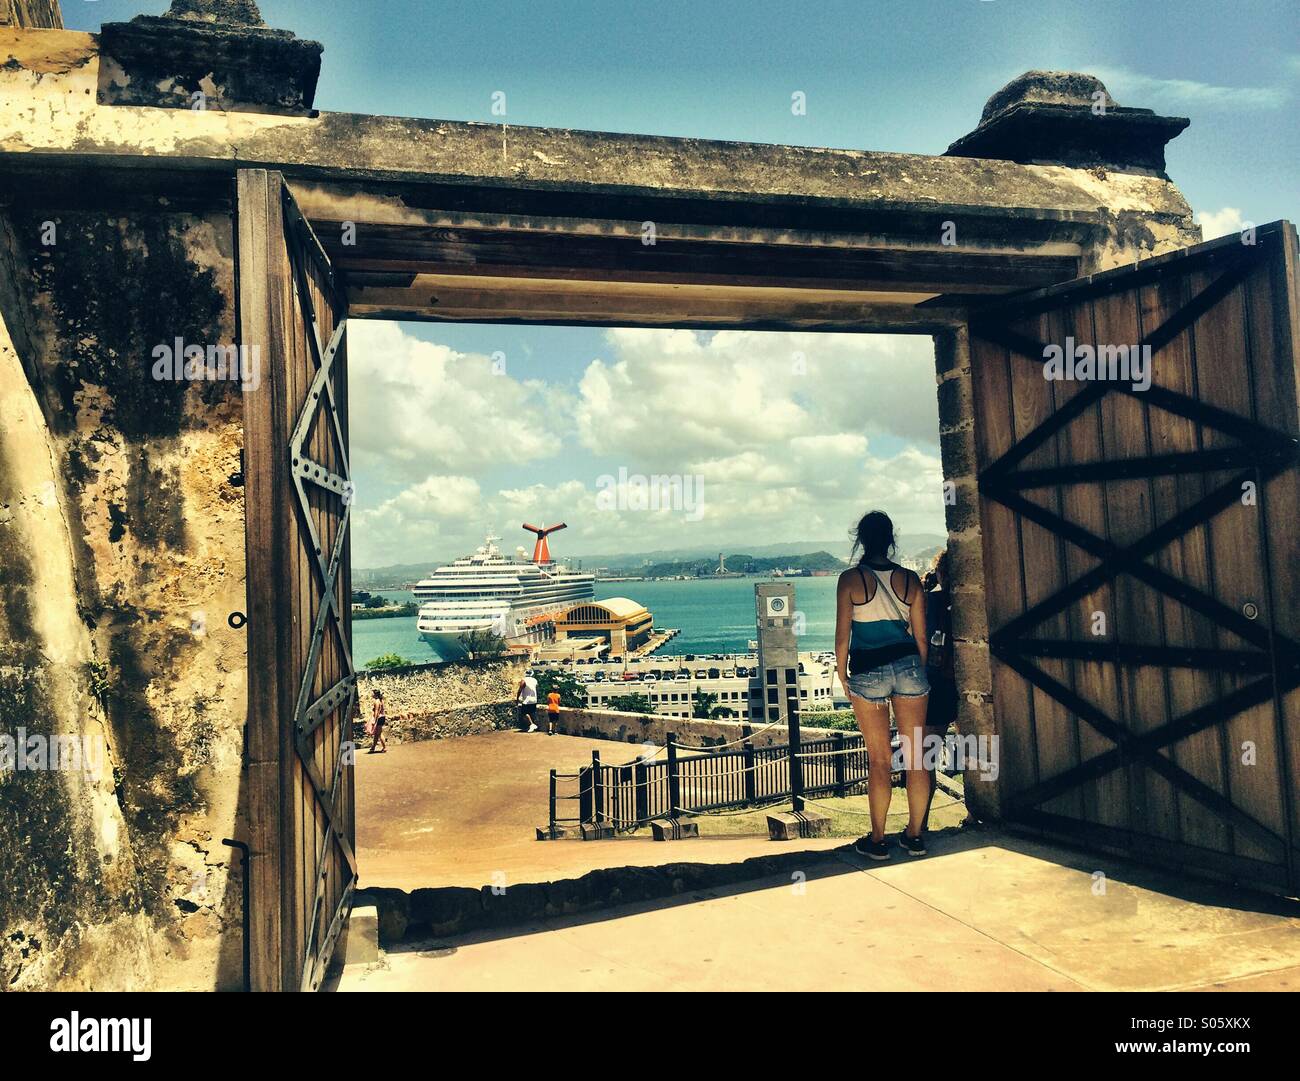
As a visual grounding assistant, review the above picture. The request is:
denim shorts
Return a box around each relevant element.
[847,654,930,703]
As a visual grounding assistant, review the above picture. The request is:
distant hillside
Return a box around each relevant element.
[642,550,846,578]
[352,562,441,588]
[352,532,949,585]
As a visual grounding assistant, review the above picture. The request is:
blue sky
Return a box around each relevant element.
[68,0,1299,224]
[66,1,1300,567]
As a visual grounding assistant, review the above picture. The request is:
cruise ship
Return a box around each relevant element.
[413,525,595,659]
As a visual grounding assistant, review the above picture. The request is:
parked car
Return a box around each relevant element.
[723,669,735,678]
[593,671,606,682]
[662,672,677,681]
[694,669,707,679]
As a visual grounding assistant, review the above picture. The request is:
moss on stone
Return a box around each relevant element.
[25,212,226,440]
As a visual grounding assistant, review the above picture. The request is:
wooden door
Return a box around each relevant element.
[970,221,1300,894]
[238,169,357,990]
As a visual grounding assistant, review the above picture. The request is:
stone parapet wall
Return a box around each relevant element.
[354,658,527,744]
[550,707,846,752]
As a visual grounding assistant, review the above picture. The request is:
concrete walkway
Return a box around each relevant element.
[335,830,1300,992]
[354,731,963,891]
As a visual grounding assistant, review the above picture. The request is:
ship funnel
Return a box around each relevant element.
[522,522,567,563]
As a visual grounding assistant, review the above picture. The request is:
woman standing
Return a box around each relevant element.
[835,510,930,860]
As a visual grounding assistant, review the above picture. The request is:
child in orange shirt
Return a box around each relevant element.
[546,690,561,736]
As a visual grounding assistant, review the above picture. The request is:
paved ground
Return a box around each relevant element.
[354,730,965,891]
[336,831,1300,992]
[347,730,1300,992]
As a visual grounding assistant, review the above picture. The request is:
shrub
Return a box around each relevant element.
[606,692,654,714]
[364,652,413,671]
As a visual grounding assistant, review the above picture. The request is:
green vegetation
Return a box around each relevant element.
[802,708,859,732]
[536,669,587,708]
[353,601,419,620]
[606,692,654,714]
[364,652,415,671]
[85,659,111,709]
[456,629,508,658]
[691,690,727,720]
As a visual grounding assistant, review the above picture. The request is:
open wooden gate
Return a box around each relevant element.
[238,169,357,990]
[970,221,1300,894]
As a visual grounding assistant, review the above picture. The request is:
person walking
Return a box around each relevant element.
[516,669,540,732]
[368,689,388,753]
[835,510,930,860]
[545,687,561,736]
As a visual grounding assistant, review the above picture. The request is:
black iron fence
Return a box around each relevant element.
[549,731,871,833]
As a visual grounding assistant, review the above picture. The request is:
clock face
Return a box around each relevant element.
[769,596,786,614]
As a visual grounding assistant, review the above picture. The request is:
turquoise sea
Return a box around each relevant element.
[351,576,841,668]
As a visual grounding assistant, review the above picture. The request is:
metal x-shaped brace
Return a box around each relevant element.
[283,188,358,990]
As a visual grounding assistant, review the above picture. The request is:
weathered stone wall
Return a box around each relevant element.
[550,707,845,751]
[354,658,527,744]
[0,202,247,990]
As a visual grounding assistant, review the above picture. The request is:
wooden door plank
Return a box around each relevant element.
[1186,259,1285,866]
[971,333,1039,805]
[1092,286,1181,846]
[1241,229,1300,889]
[1137,270,1230,855]
[1006,308,1082,821]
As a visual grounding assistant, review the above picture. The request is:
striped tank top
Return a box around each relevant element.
[848,563,918,673]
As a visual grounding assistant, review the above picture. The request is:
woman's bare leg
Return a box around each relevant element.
[893,694,931,839]
[850,694,893,842]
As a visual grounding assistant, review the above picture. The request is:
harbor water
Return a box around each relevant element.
[351,575,841,668]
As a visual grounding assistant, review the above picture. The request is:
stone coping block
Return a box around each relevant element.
[767,808,833,841]
[650,818,700,841]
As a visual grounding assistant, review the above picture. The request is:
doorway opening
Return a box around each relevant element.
[343,320,956,894]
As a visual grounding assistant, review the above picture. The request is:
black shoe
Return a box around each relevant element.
[898,831,927,857]
[853,835,890,861]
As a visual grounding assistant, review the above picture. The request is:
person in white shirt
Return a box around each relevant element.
[516,670,540,732]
